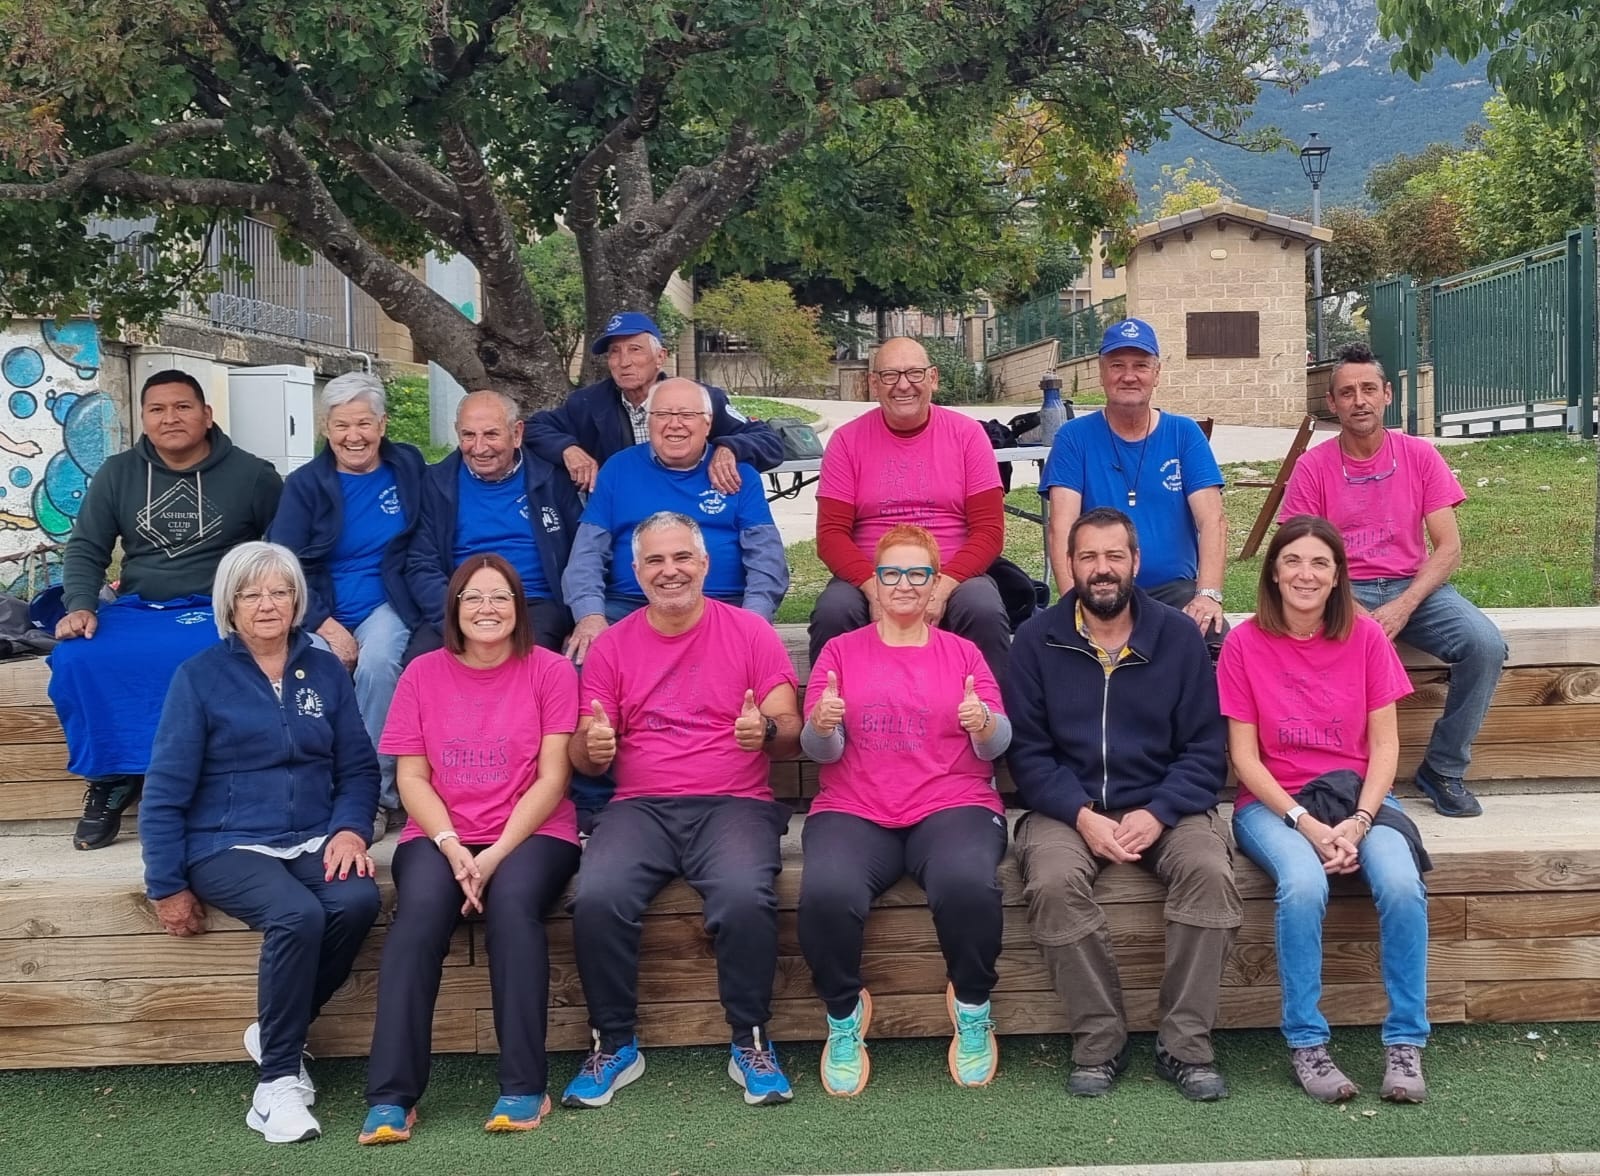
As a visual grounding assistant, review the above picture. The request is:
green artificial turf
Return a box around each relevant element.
[5,1024,1597,1175]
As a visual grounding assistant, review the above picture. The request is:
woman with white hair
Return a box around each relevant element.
[267,370,427,840]
[141,541,382,1145]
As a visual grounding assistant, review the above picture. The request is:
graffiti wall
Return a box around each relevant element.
[0,320,124,598]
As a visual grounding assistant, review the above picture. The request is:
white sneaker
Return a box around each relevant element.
[243,1022,315,1105]
[246,1076,322,1143]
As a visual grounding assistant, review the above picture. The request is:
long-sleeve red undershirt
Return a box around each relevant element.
[816,488,1005,585]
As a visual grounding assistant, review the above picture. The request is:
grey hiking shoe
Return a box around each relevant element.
[1066,1040,1130,1097]
[1289,1045,1359,1103]
[1154,1044,1229,1101]
[1381,1044,1427,1103]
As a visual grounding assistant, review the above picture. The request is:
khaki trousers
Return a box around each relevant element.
[1015,809,1243,1065]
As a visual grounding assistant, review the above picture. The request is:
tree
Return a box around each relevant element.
[693,277,832,394]
[1378,0,1600,595]
[0,1,1313,411]
[1365,143,1462,209]
[1148,157,1234,217]
[1316,206,1390,294]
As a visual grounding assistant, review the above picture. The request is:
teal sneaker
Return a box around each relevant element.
[820,990,874,1097]
[357,1103,415,1145]
[485,1092,550,1132]
[728,1028,794,1105]
[946,984,998,1087]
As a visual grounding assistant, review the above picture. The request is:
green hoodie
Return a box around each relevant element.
[62,426,284,614]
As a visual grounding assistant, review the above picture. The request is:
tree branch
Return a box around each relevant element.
[0,120,230,200]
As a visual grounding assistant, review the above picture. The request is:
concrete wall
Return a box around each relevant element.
[1125,223,1312,427]
[986,338,1058,402]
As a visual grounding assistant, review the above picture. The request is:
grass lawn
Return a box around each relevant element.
[777,432,1598,622]
[731,397,822,425]
[5,1024,1597,1175]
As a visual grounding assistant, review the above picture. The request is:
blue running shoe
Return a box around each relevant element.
[561,1032,645,1108]
[357,1103,414,1145]
[485,1092,550,1132]
[728,1028,794,1105]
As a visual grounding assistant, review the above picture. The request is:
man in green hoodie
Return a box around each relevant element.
[50,369,283,849]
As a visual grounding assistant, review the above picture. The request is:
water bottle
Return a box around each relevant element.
[1039,371,1068,446]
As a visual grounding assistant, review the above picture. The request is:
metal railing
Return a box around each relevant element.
[986,293,1124,359]
[87,215,382,354]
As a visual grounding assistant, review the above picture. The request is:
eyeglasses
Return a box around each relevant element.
[871,367,931,387]
[875,565,935,587]
[1340,439,1398,484]
[236,588,294,607]
[458,590,516,608]
[648,410,707,423]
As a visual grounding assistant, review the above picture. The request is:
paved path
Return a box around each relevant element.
[806,1155,1600,1176]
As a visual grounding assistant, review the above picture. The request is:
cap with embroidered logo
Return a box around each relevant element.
[1099,317,1160,357]
[591,311,664,355]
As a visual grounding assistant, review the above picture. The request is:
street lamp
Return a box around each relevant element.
[1300,132,1331,361]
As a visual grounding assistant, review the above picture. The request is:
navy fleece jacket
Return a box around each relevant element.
[403,446,581,624]
[525,375,783,475]
[1001,587,1226,828]
[265,439,427,631]
[141,631,380,899]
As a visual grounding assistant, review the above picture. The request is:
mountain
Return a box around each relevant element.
[1129,1,1490,213]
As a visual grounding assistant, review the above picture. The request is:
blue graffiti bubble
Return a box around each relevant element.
[49,391,80,425]
[2,347,45,388]
[62,392,122,475]
[40,320,101,379]
[9,466,32,489]
[7,390,37,419]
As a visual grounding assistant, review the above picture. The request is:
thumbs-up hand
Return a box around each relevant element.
[811,670,845,735]
[586,699,617,768]
[734,688,768,751]
[957,675,989,734]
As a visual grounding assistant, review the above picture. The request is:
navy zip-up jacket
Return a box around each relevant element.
[1002,587,1225,829]
[265,439,427,631]
[403,446,581,625]
[141,631,380,899]
[525,375,784,476]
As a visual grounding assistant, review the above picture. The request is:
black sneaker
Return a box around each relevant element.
[1414,763,1482,818]
[1154,1044,1229,1101]
[1066,1039,1130,1097]
[73,776,140,850]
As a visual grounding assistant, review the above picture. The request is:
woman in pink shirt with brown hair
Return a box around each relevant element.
[1219,515,1430,1107]
[798,523,1012,1097]
[359,554,581,1144]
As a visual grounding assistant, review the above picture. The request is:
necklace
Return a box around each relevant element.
[1110,409,1154,507]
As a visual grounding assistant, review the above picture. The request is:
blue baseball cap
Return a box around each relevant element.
[590,311,664,355]
[1099,317,1160,357]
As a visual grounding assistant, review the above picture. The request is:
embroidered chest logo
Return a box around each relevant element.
[540,505,562,533]
[295,688,325,718]
[136,479,221,558]
[174,611,210,625]
[516,493,530,521]
[697,488,727,516]
[1161,457,1183,493]
[379,486,401,515]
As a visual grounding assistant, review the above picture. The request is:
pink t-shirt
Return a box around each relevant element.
[816,405,1002,562]
[806,625,1005,827]
[380,647,580,846]
[1279,431,1465,579]
[1217,616,1413,808]
[581,599,798,802]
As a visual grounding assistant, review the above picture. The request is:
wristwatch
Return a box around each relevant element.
[1283,805,1308,829]
[1196,588,1224,603]
[433,829,460,847]
[763,716,778,744]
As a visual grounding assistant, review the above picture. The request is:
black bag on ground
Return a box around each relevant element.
[766,417,825,461]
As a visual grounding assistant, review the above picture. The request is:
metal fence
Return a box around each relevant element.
[986,293,1124,359]
[87,215,383,354]
[1428,228,1596,435]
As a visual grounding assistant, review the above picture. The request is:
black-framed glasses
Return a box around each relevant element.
[871,367,931,387]
[458,590,516,608]
[875,565,935,587]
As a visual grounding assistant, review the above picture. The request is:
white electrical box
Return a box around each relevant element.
[131,348,232,434]
[227,365,315,475]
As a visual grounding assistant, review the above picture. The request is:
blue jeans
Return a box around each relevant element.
[1351,579,1505,780]
[1232,797,1430,1049]
[352,603,411,810]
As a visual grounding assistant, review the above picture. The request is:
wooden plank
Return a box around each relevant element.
[0,657,51,708]
[1467,979,1600,1022]
[0,706,64,740]
[1396,705,1600,747]
[1402,666,1600,709]
[0,778,97,820]
[1431,938,1600,982]
[0,1010,478,1070]
[0,741,69,781]
[1466,894,1600,940]
[0,924,471,982]
[1398,742,1600,781]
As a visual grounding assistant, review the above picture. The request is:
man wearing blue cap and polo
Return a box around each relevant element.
[1039,318,1228,649]
[526,312,782,495]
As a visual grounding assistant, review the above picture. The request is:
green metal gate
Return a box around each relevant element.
[1428,226,1597,437]
[1367,276,1417,431]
